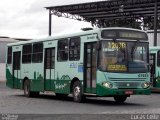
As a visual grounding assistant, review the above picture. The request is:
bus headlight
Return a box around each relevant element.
[102,82,113,88]
[141,82,150,89]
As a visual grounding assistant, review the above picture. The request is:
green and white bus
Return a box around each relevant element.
[149,47,160,91]
[6,27,150,103]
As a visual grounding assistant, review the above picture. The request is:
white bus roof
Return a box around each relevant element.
[7,27,146,46]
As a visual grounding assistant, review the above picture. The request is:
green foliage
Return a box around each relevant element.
[97,19,141,29]
[143,16,160,30]
[90,17,160,30]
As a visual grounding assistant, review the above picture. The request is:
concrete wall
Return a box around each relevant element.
[0,38,18,81]
[0,42,10,63]
[0,63,5,81]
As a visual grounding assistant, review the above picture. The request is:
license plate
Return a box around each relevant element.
[125,90,133,95]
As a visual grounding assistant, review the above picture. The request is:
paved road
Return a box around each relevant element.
[0,82,160,119]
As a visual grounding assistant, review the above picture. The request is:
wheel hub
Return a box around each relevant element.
[74,86,80,97]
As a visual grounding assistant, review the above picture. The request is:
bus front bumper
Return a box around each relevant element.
[96,84,151,96]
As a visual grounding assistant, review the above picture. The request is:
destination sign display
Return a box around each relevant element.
[108,42,126,49]
[101,30,148,40]
[108,65,127,71]
[119,31,146,39]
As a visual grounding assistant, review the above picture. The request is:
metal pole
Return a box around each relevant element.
[154,0,158,46]
[49,9,52,36]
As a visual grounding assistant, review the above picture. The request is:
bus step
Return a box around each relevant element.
[83,93,97,96]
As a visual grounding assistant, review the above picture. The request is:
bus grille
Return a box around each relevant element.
[109,77,146,81]
[114,82,140,89]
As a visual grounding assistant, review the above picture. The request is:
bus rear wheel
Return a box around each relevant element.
[113,96,127,103]
[24,80,39,97]
[72,81,85,102]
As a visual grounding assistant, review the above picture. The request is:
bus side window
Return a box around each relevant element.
[7,47,12,64]
[32,43,43,63]
[22,44,32,63]
[57,39,68,61]
[157,50,160,66]
[69,37,80,61]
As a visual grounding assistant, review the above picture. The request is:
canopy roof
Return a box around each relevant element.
[46,0,159,25]
[46,0,159,45]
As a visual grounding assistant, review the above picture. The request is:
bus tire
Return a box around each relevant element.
[24,80,31,97]
[72,81,85,102]
[24,80,39,97]
[113,96,127,103]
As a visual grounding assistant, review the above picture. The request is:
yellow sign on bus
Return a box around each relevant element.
[108,42,126,49]
[108,64,127,71]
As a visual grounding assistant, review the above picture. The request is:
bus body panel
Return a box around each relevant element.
[6,27,151,99]
[96,71,150,96]
[150,47,160,88]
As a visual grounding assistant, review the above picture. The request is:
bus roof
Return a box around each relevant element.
[7,27,146,46]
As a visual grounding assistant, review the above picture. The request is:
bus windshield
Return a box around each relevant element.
[98,41,149,73]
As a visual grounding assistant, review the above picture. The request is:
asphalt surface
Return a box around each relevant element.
[0,82,160,120]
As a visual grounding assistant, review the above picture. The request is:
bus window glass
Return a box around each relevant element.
[133,46,147,62]
[7,47,12,64]
[157,51,160,66]
[32,43,43,63]
[69,37,80,61]
[98,41,148,73]
[99,41,127,72]
[58,39,68,61]
[51,49,55,68]
[128,42,148,63]
[22,44,32,63]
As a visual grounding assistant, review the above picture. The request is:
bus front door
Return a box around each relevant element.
[150,53,156,87]
[13,52,21,89]
[84,42,97,93]
[44,48,55,91]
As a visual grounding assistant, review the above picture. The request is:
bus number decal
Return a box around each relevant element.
[138,73,148,78]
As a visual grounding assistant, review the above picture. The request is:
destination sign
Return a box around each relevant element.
[101,30,148,40]
[119,31,146,39]
[108,65,127,71]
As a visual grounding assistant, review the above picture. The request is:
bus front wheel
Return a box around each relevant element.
[72,81,84,102]
[113,96,127,103]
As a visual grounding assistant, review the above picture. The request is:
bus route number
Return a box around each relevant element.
[108,42,126,49]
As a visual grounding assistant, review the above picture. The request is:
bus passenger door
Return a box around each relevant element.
[149,53,156,87]
[84,42,97,93]
[13,52,21,89]
[44,48,55,91]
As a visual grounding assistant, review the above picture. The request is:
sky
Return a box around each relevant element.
[0,0,104,39]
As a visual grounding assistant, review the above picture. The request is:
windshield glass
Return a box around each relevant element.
[98,41,149,73]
